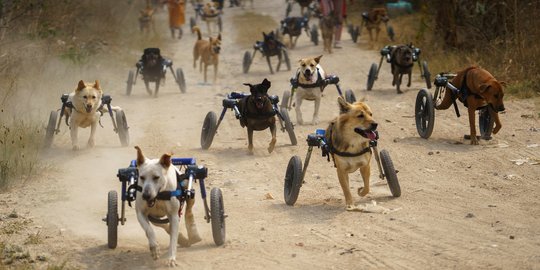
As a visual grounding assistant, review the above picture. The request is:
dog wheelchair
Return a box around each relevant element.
[44,94,129,148]
[104,158,226,249]
[279,16,319,47]
[189,3,223,34]
[414,73,495,140]
[242,35,291,74]
[348,11,395,43]
[283,128,401,206]
[200,92,297,149]
[126,48,186,96]
[285,0,321,19]
[366,44,431,91]
[280,75,357,112]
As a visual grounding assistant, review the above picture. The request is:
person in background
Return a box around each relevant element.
[167,0,185,39]
[319,0,346,48]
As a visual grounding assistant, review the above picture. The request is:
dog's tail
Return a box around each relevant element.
[192,26,202,40]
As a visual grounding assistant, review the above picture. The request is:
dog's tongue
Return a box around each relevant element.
[366,131,377,140]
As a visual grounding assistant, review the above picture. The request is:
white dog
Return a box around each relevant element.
[293,55,327,125]
[134,146,201,267]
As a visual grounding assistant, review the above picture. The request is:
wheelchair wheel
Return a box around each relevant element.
[415,89,435,139]
[367,63,378,91]
[479,107,494,140]
[115,110,130,147]
[281,90,291,110]
[280,107,297,146]
[190,17,196,31]
[201,111,217,149]
[126,70,134,96]
[310,24,319,46]
[380,150,401,197]
[176,68,186,93]
[210,187,226,246]
[283,49,291,71]
[387,25,395,41]
[242,51,252,74]
[345,89,357,103]
[347,24,354,35]
[351,26,360,43]
[218,16,223,32]
[107,190,119,249]
[284,155,303,205]
[422,61,432,89]
[44,110,58,148]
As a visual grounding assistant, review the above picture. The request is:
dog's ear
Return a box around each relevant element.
[499,81,507,87]
[76,80,85,91]
[159,153,172,169]
[94,80,101,90]
[135,146,145,166]
[337,96,351,114]
[314,55,323,64]
[261,78,271,90]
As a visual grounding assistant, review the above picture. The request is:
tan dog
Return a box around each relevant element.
[63,80,104,150]
[319,14,337,54]
[361,8,389,42]
[134,146,201,267]
[139,4,155,34]
[202,2,220,35]
[294,55,327,125]
[325,97,378,211]
[436,66,505,145]
[192,26,221,83]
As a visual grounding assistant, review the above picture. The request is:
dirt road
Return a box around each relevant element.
[2,1,539,269]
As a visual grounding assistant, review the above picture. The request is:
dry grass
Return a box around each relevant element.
[232,12,278,48]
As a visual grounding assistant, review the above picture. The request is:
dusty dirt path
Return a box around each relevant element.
[3,1,540,269]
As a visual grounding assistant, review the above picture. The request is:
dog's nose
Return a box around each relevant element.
[370,122,378,130]
[142,192,151,201]
[498,105,505,112]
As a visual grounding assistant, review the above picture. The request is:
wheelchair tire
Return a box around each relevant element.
[367,63,378,91]
[107,190,119,249]
[345,89,357,103]
[280,107,297,146]
[422,61,432,89]
[380,150,401,197]
[201,111,217,150]
[242,51,251,74]
[44,110,58,148]
[115,110,130,147]
[284,155,303,206]
[310,24,319,46]
[351,26,360,43]
[479,107,494,140]
[126,70,134,96]
[415,89,435,139]
[176,68,186,93]
[281,90,291,110]
[210,187,226,246]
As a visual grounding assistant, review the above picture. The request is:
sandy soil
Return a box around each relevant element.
[1,1,540,269]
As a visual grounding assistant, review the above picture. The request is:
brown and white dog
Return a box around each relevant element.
[192,26,221,83]
[134,146,201,267]
[325,97,378,211]
[435,66,505,145]
[201,2,221,35]
[361,8,389,42]
[293,55,327,125]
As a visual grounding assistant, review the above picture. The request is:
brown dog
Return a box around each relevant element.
[192,26,221,83]
[319,14,337,54]
[237,79,277,154]
[139,5,155,34]
[361,8,389,42]
[390,44,414,94]
[436,66,505,145]
[326,97,378,211]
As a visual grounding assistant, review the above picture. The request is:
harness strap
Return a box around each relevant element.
[293,68,325,91]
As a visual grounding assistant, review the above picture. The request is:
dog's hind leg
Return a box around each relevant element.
[247,127,254,154]
[358,165,371,197]
[266,56,274,74]
[136,211,160,260]
[184,198,202,244]
[268,123,277,153]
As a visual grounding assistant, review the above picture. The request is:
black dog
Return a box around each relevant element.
[390,44,414,94]
[256,31,286,74]
[136,48,171,97]
[238,78,277,154]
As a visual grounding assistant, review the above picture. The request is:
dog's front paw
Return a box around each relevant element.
[87,139,95,148]
[358,187,370,197]
[167,257,177,267]
[470,138,479,145]
[72,145,80,151]
[150,246,160,260]
[178,234,191,247]
[346,205,362,212]
[311,118,320,125]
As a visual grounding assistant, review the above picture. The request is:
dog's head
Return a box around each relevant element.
[74,80,103,113]
[263,31,279,51]
[139,7,154,19]
[370,8,389,23]
[337,96,378,141]
[298,55,322,81]
[203,2,219,16]
[393,45,413,67]
[143,49,160,68]
[135,146,172,207]
[244,78,271,110]
[480,80,506,112]
[209,34,222,54]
